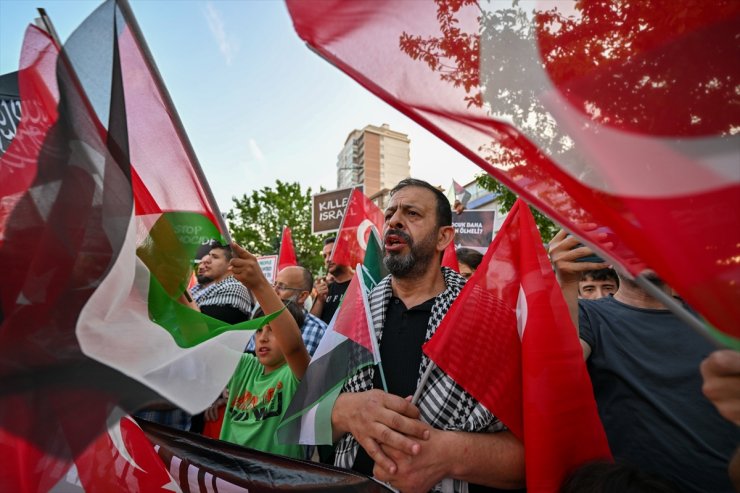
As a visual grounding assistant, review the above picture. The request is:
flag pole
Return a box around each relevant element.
[37,9,63,47]
[356,264,388,392]
[115,0,231,244]
[411,362,434,405]
[633,273,725,349]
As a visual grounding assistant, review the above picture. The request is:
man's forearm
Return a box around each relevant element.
[443,430,525,489]
[560,282,581,334]
[331,392,352,442]
[374,427,525,492]
[310,297,325,317]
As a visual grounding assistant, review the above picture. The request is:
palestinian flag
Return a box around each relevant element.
[0,1,273,489]
[447,179,471,209]
[277,231,386,445]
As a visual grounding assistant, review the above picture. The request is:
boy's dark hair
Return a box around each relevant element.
[195,238,220,260]
[560,461,678,493]
[323,236,336,246]
[254,299,305,329]
[390,178,452,228]
[581,268,619,285]
[456,248,484,270]
[209,243,233,261]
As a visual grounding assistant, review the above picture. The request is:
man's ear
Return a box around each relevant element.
[298,290,310,305]
[437,225,455,252]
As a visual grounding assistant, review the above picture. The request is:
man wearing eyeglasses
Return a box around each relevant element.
[246,265,328,357]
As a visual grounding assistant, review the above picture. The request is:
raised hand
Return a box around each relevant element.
[229,242,269,291]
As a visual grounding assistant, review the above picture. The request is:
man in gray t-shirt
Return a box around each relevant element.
[551,231,740,492]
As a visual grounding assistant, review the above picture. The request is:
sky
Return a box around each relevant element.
[0,0,484,213]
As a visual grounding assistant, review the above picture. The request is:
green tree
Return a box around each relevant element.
[226,180,327,274]
[400,0,736,243]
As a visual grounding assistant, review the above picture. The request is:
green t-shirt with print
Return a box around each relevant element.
[219,353,303,459]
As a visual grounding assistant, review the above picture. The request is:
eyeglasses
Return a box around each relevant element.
[272,282,303,292]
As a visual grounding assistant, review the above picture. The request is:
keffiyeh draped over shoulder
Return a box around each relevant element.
[190,276,253,316]
[334,267,504,493]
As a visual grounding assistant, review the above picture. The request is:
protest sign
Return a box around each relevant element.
[257,255,278,283]
[452,209,496,253]
[312,186,360,234]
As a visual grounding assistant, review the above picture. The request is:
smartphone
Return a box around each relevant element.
[568,234,605,263]
[574,247,605,263]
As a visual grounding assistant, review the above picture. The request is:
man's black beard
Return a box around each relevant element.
[383,228,437,279]
[196,275,213,285]
[329,263,347,278]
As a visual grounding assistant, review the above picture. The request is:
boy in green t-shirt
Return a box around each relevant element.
[219,243,311,459]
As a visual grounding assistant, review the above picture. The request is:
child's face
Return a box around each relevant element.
[578,277,618,300]
[255,324,287,373]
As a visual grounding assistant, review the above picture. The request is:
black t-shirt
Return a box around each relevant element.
[352,296,434,476]
[351,295,523,493]
[320,279,350,324]
[580,296,740,493]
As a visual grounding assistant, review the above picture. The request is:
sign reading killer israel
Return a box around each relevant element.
[451,209,496,253]
[312,186,362,234]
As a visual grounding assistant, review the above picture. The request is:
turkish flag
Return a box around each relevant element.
[286,0,740,340]
[424,199,611,492]
[331,189,384,269]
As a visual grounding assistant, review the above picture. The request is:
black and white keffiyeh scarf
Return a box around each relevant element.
[190,276,253,316]
[334,267,504,493]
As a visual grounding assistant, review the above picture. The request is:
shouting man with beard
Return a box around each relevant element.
[329,179,525,493]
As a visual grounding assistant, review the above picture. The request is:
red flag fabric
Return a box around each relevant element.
[333,269,375,354]
[441,241,459,272]
[0,416,177,492]
[278,225,298,271]
[0,15,160,490]
[331,188,384,269]
[0,1,251,489]
[285,0,740,340]
[202,405,226,440]
[73,416,178,492]
[424,199,612,492]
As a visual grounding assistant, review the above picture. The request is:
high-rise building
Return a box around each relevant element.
[337,124,411,201]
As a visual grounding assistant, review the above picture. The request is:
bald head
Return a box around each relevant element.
[274,266,313,305]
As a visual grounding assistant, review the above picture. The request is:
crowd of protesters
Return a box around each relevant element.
[136,177,740,493]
